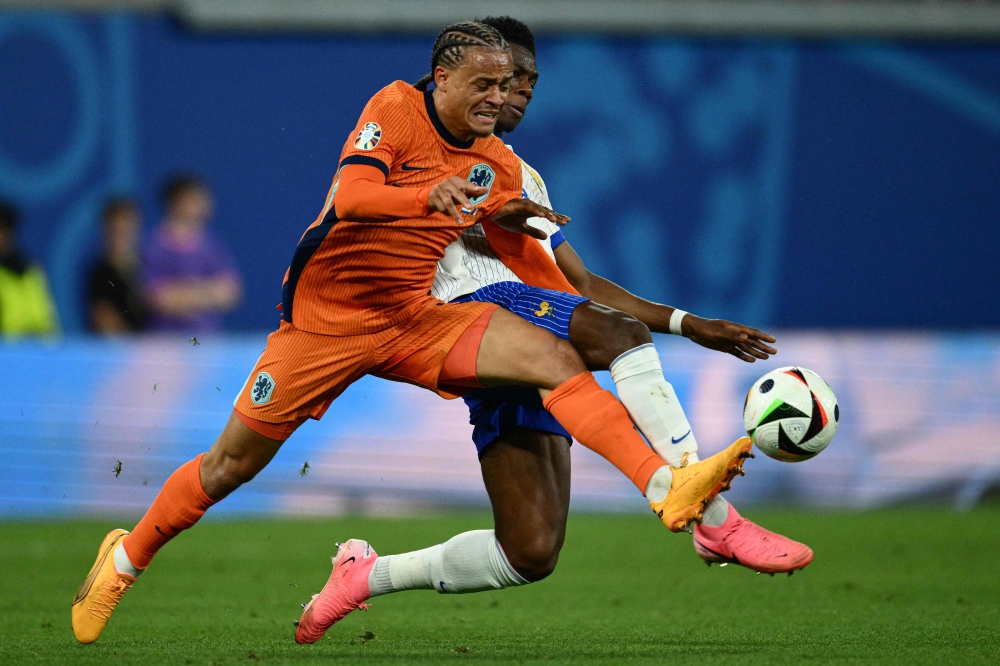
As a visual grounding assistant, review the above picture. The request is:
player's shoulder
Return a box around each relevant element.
[366,80,420,106]
[506,148,548,198]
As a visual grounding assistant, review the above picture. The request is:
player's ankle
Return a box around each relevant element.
[645,465,673,503]
[113,542,144,579]
[700,496,730,528]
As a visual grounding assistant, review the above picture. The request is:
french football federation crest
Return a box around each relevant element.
[466,163,495,206]
[251,372,275,405]
[354,122,382,150]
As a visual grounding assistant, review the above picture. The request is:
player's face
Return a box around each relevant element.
[435,47,513,139]
[495,45,537,135]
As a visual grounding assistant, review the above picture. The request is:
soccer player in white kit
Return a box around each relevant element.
[291,18,813,641]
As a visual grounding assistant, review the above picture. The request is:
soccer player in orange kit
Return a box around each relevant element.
[71,22,752,645]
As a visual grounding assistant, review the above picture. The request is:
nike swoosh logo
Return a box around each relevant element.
[672,430,692,444]
[341,556,356,566]
[400,163,427,171]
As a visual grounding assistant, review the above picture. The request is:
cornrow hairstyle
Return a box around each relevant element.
[414,21,509,91]
[478,16,535,56]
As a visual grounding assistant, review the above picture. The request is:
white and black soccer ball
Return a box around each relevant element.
[743,366,839,462]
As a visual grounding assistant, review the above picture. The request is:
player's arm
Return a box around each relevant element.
[336,165,504,226]
[553,241,777,363]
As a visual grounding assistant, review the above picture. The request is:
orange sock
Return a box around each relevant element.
[122,454,216,569]
[543,373,666,493]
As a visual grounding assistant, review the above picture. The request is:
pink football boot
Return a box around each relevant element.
[295,539,378,644]
[693,505,813,575]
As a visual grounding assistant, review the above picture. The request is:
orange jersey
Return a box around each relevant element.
[282,81,524,336]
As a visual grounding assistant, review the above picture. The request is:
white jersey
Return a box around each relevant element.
[432,157,562,302]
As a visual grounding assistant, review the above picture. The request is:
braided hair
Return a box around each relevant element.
[413,21,509,91]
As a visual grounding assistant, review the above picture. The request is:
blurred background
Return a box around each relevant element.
[2,0,999,519]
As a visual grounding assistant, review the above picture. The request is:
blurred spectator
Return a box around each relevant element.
[0,201,59,338]
[144,175,242,332]
[87,197,148,334]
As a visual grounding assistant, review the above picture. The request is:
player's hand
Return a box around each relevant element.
[493,199,571,240]
[682,315,778,363]
[428,177,488,225]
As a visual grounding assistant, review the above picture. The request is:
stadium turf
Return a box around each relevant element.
[1,509,998,665]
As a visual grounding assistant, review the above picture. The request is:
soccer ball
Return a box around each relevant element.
[743,366,839,462]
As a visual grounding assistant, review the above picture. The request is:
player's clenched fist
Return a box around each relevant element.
[428,177,488,225]
[493,198,571,240]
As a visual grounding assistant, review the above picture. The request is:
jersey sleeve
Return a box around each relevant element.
[524,166,566,248]
[477,148,524,220]
[338,83,414,178]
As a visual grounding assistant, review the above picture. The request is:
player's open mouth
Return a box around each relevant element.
[472,110,498,123]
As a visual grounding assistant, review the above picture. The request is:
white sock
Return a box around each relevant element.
[113,542,142,578]
[367,530,529,596]
[701,496,730,527]
[610,344,700,468]
[644,465,673,503]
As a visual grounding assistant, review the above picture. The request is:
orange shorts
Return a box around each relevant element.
[233,300,497,440]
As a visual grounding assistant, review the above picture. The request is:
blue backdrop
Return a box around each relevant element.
[2,12,999,332]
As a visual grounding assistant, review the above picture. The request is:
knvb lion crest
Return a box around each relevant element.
[251,372,275,405]
[466,163,495,206]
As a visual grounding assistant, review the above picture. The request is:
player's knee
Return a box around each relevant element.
[547,338,587,383]
[201,452,263,498]
[506,532,564,582]
[606,313,651,358]
[593,312,653,368]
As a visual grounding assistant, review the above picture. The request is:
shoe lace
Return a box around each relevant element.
[89,577,133,620]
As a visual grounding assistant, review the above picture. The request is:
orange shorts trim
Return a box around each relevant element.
[232,299,497,432]
[234,409,303,441]
[439,306,496,389]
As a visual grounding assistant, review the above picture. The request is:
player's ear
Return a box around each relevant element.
[433,65,450,92]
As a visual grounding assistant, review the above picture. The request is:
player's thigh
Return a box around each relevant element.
[235,321,370,428]
[480,427,572,580]
[476,307,586,390]
[568,301,653,370]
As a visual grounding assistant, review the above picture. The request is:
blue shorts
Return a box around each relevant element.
[456,282,588,456]
[454,281,587,340]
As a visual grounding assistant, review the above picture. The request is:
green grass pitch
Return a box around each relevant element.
[2,509,998,664]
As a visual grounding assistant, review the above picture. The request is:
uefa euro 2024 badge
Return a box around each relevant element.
[354,122,382,150]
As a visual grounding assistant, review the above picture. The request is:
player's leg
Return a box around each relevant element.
[472,284,726,526]
[480,427,571,581]
[72,322,367,643]
[375,300,748,524]
[567,299,813,571]
[474,307,750,529]
[72,413,283,644]
[294,407,571,646]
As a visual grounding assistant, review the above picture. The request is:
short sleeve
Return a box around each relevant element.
[519,160,562,243]
[338,83,414,179]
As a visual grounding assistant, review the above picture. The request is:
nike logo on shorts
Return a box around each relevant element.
[672,429,692,444]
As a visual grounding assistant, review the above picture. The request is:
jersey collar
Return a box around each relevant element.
[423,89,475,150]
